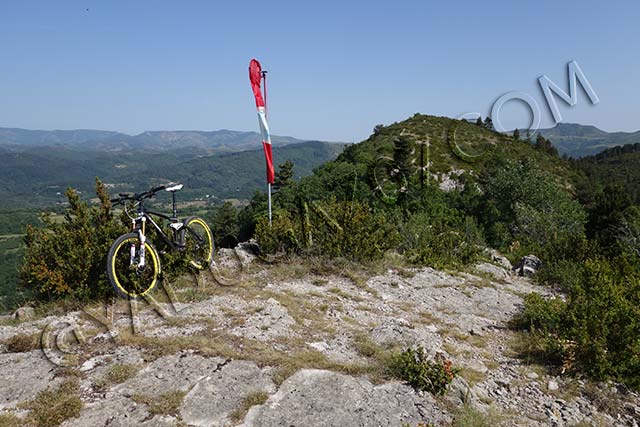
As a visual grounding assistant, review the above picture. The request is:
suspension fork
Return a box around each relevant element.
[130,216,147,268]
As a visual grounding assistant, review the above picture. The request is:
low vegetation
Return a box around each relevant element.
[132,390,186,416]
[94,363,139,391]
[229,390,270,423]
[21,379,83,426]
[387,347,459,396]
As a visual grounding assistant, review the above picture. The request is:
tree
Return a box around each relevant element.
[483,117,494,131]
[525,129,531,143]
[513,128,520,140]
[373,124,384,135]
[20,179,127,300]
[392,137,415,190]
[475,117,483,126]
[586,184,632,252]
[274,160,294,192]
[212,201,239,248]
[534,133,559,156]
[481,160,586,256]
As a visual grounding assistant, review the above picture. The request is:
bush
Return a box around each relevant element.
[255,200,399,262]
[402,213,483,269]
[480,159,586,259]
[209,201,240,248]
[20,180,127,300]
[387,347,458,395]
[514,257,640,389]
[254,209,301,255]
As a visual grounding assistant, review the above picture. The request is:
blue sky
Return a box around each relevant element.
[0,0,638,141]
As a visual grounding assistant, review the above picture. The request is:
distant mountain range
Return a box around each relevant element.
[537,123,640,158]
[0,127,313,154]
[0,127,346,208]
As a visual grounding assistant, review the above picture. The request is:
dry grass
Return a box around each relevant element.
[229,390,270,423]
[5,333,40,353]
[0,413,22,427]
[458,367,486,387]
[352,331,384,359]
[452,404,503,427]
[118,330,370,384]
[132,390,186,416]
[94,363,139,391]
[327,287,364,302]
[22,379,83,427]
[440,328,488,348]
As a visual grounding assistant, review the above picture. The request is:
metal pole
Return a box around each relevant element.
[268,183,272,225]
[262,70,272,226]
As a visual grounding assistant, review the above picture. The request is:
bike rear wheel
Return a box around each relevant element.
[182,216,214,270]
[107,233,161,299]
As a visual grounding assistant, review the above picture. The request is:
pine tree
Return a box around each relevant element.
[212,201,239,247]
[393,136,415,181]
[475,117,483,126]
[483,117,494,131]
[274,160,294,192]
[513,128,520,140]
[525,129,531,143]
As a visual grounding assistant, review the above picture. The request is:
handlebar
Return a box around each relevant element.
[109,184,170,204]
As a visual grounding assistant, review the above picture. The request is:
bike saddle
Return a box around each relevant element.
[165,183,184,192]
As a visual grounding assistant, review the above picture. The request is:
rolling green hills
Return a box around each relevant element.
[0,127,314,153]
[0,141,345,208]
[538,123,640,158]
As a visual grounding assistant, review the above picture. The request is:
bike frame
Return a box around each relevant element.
[128,193,186,268]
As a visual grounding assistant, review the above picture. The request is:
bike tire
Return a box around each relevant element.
[106,232,161,299]
[182,216,214,270]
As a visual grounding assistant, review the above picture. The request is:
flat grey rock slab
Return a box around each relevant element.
[180,360,276,427]
[242,369,447,427]
[114,353,228,396]
[0,351,59,410]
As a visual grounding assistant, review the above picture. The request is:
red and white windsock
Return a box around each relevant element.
[249,59,274,184]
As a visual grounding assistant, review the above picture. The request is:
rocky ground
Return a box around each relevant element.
[0,248,638,427]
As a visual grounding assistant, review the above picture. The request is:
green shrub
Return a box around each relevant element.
[512,293,566,333]
[402,213,483,269]
[255,200,399,262]
[513,257,640,389]
[20,180,127,300]
[565,257,640,385]
[387,347,458,395]
[254,209,301,255]
[307,199,399,261]
[480,159,586,259]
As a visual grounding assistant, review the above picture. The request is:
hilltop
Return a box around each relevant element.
[298,114,576,202]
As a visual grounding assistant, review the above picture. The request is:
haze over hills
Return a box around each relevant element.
[0,127,316,154]
[536,122,640,158]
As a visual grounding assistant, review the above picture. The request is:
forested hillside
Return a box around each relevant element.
[0,141,344,207]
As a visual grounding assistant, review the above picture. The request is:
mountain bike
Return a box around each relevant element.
[106,183,214,299]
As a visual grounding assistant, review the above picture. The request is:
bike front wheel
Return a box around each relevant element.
[106,233,161,299]
[182,216,214,270]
